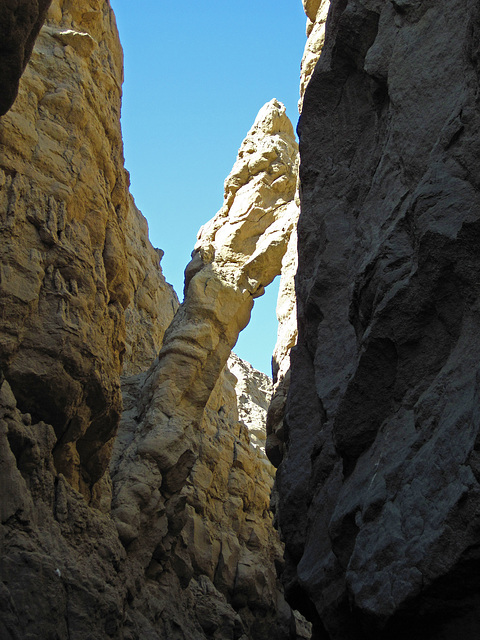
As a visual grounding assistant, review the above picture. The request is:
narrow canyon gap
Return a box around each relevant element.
[2,1,480,640]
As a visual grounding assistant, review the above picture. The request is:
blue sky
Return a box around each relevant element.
[111,1,306,374]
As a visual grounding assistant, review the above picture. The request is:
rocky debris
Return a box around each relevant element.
[0,0,52,115]
[228,352,273,449]
[276,0,480,638]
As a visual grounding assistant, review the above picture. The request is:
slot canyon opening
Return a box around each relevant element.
[0,0,318,638]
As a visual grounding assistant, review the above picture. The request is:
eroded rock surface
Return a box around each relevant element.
[277,1,480,638]
[0,0,52,114]
[228,352,273,449]
[0,0,139,502]
[0,2,307,636]
[123,195,179,377]
[110,98,303,639]
[299,0,330,110]
[266,194,300,468]
[111,98,298,544]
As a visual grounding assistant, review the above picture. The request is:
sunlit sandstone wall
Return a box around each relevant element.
[0,2,309,636]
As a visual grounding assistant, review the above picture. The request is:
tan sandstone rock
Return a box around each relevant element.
[266,201,300,467]
[0,0,133,500]
[111,97,298,542]
[0,2,308,633]
[123,195,179,377]
[0,0,307,637]
[110,99,302,638]
[227,351,273,449]
[299,0,330,111]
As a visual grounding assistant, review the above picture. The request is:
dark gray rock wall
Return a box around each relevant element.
[0,0,52,115]
[277,1,480,638]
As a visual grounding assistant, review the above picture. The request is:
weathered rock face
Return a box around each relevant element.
[110,98,303,639]
[228,352,273,449]
[110,99,298,543]
[276,0,480,638]
[0,0,135,500]
[123,195,179,377]
[111,351,297,640]
[266,195,300,467]
[0,0,52,114]
[0,2,307,636]
[299,0,329,111]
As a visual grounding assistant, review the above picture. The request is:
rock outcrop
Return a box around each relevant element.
[0,0,52,114]
[110,97,302,639]
[0,1,307,636]
[276,1,480,638]
[266,195,300,468]
[299,0,329,111]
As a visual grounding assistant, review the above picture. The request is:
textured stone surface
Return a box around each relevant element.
[266,193,300,467]
[0,0,52,114]
[123,195,179,377]
[277,0,480,638]
[0,0,134,500]
[228,352,273,449]
[110,355,298,640]
[110,98,303,639]
[299,0,329,111]
[112,97,298,542]
[0,3,307,635]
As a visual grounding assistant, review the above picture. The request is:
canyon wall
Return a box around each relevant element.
[0,1,306,638]
[0,0,136,504]
[276,0,480,638]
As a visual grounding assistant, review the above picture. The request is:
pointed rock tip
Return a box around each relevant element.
[250,98,295,139]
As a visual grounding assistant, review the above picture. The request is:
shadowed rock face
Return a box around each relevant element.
[0,0,52,115]
[276,1,480,638]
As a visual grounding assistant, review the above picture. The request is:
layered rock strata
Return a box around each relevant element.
[0,2,307,636]
[276,0,480,638]
[0,0,52,114]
